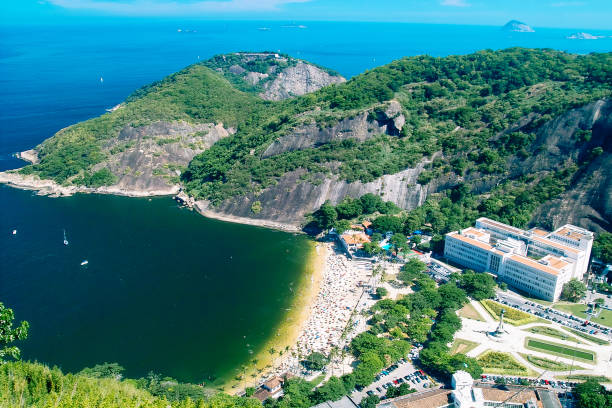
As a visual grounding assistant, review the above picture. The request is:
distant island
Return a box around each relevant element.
[502,20,535,32]
[567,32,604,40]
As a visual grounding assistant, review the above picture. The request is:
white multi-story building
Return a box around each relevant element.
[444,218,593,301]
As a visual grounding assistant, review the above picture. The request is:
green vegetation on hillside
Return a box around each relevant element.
[20,49,611,214]
[182,48,610,203]
[0,361,261,408]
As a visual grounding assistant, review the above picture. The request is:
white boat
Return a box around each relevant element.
[12,229,17,235]
[63,229,69,246]
[80,260,88,266]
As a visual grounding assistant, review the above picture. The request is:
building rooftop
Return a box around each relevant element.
[530,235,581,254]
[462,227,488,239]
[312,396,358,408]
[263,377,282,390]
[477,217,525,235]
[448,231,493,251]
[509,254,563,276]
[341,232,371,245]
[480,387,541,406]
[530,228,550,237]
[553,226,593,241]
[380,388,452,408]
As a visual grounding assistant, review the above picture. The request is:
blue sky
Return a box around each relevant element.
[3,0,612,29]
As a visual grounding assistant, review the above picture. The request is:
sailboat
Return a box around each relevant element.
[63,229,69,246]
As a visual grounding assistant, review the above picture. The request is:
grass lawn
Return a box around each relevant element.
[557,374,612,383]
[525,326,584,343]
[553,302,612,328]
[476,351,537,376]
[524,337,595,363]
[563,328,610,345]
[519,353,583,371]
[457,302,486,322]
[480,299,540,326]
[450,338,479,355]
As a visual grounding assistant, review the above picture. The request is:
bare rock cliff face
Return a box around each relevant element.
[199,99,611,231]
[530,99,612,232]
[97,121,232,195]
[260,62,346,101]
[197,158,432,226]
[262,101,405,157]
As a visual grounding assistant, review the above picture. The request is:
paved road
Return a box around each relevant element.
[495,291,611,341]
[350,357,438,403]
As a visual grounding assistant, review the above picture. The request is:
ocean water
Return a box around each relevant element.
[0,20,611,383]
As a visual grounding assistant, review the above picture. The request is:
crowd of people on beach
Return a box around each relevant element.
[272,245,375,376]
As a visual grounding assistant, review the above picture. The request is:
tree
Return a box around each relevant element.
[80,362,125,380]
[359,395,380,408]
[438,283,468,310]
[376,287,388,298]
[335,219,351,234]
[311,376,346,403]
[0,302,29,363]
[362,242,382,256]
[371,232,383,243]
[575,379,612,408]
[457,270,496,300]
[245,387,255,397]
[314,201,337,230]
[336,197,364,219]
[390,233,408,251]
[303,352,329,371]
[360,193,384,214]
[353,351,384,387]
[372,215,403,233]
[592,232,612,263]
[561,279,587,302]
[398,258,427,284]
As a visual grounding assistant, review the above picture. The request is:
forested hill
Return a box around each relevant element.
[9,48,612,233]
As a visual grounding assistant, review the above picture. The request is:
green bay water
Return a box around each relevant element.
[0,185,312,383]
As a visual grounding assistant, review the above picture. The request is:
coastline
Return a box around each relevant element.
[0,156,300,233]
[221,241,330,392]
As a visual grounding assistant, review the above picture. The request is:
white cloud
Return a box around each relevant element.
[440,0,469,7]
[47,0,311,15]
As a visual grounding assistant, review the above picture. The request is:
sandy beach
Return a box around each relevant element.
[228,241,378,393]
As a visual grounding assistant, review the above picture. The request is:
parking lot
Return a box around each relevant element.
[351,354,438,403]
[495,291,611,340]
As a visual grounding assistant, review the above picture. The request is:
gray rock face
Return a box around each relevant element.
[199,158,433,226]
[98,121,232,194]
[200,99,611,233]
[262,101,405,158]
[260,62,346,101]
[530,99,612,232]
